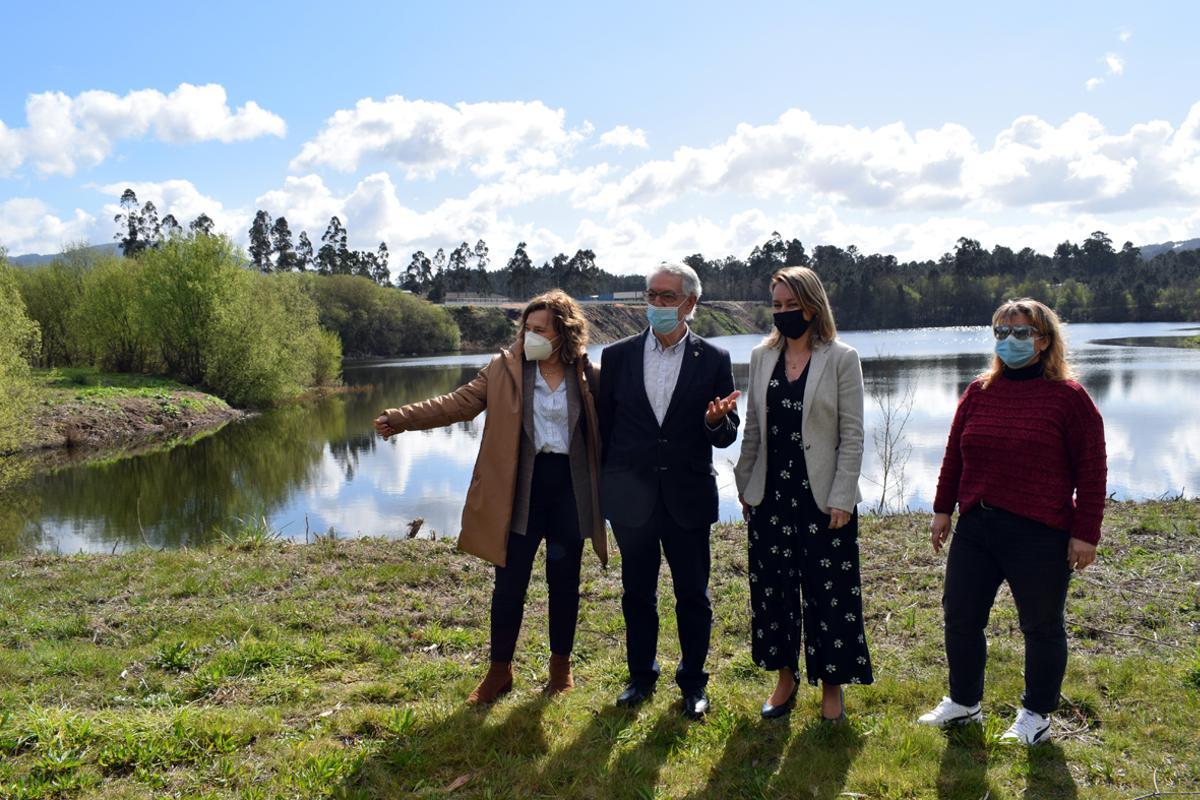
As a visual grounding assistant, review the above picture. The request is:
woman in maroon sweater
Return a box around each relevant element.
[918,298,1106,745]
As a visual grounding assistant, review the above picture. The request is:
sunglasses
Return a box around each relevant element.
[993,324,1042,341]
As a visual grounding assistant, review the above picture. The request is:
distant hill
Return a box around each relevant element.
[6,242,122,267]
[1139,238,1200,260]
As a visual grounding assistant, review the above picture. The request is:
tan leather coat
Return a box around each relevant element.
[383,341,606,567]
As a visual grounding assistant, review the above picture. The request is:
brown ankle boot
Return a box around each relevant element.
[546,653,574,695]
[467,661,512,705]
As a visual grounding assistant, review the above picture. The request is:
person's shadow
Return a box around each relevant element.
[684,713,791,800]
[340,694,549,796]
[534,705,636,796]
[936,723,992,800]
[600,711,691,800]
[773,717,863,799]
[1024,742,1078,799]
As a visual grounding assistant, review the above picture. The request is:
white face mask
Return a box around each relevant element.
[524,330,557,361]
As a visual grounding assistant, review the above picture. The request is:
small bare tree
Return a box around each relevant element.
[867,377,915,514]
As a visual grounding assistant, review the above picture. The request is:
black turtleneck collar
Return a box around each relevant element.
[1002,359,1045,381]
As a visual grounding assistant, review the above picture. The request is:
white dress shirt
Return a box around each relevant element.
[643,327,690,425]
[532,366,570,454]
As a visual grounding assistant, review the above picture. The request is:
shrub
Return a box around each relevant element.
[139,234,240,386]
[0,255,40,455]
[73,256,155,373]
[306,275,458,357]
[447,306,515,350]
[12,248,91,367]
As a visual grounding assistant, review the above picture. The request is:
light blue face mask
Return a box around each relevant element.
[646,303,683,335]
[996,336,1037,368]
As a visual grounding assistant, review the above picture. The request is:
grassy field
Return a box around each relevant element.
[1,501,1197,799]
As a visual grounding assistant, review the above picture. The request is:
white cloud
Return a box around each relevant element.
[0,198,95,255]
[598,125,649,149]
[290,95,589,178]
[1086,77,1104,91]
[0,83,286,177]
[1118,30,1132,43]
[1105,53,1125,76]
[582,104,1200,215]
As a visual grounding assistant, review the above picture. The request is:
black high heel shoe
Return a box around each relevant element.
[820,687,846,724]
[761,679,800,719]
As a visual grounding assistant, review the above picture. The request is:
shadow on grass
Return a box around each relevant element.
[684,714,791,800]
[1024,742,1077,800]
[535,705,637,795]
[340,693,550,797]
[773,716,863,799]
[601,711,691,800]
[936,723,992,800]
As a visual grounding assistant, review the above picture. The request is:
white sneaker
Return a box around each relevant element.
[917,696,983,728]
[1000,708,1051,745]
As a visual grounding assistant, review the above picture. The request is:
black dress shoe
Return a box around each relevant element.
[681,689,709,720]
[761,682,799,719]
[616,683,653,708]
[820,687,846,724]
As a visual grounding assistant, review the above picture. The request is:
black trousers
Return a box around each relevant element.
[612,496,712,693]
[943,504,1072,715]
[489,453,585,662]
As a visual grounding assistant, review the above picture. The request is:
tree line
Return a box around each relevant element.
[111,187,1200,327]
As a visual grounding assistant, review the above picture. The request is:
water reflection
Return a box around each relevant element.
[5,322,1199,554]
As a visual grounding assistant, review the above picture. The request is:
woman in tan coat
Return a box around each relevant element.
[374,290,606,704]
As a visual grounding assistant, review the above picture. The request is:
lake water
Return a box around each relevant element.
[6,321,1200,554]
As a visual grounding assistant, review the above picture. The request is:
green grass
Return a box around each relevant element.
[0,500,1197,798]
[31,367,227,411]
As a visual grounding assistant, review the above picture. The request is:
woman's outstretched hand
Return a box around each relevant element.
[705,391,741,425]
[374,414,399,438]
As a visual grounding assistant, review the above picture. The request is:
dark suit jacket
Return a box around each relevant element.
[597,329,739,529]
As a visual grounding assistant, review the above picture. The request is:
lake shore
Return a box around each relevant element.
[2,500,1196,799]
[5,368,245,462]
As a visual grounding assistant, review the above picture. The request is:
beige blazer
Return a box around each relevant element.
[733,338,864,513]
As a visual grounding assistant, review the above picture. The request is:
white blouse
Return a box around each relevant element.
[533,367,570,454]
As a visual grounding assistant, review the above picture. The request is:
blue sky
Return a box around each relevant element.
[2,1,1198,268]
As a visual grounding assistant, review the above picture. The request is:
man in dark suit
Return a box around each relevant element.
[597,262,740,719]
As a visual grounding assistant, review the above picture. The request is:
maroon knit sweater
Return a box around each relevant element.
[933,368,1108,544]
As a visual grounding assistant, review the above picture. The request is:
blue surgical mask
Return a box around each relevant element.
[647,303,683,335]
[996,336,1037,368]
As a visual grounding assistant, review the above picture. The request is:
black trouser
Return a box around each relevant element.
[489,453,585,662]
[612,496,713,693]
[943,504,1072,715]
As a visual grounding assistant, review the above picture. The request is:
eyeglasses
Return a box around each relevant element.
[644,290,683,305]
[993,324,1042,341]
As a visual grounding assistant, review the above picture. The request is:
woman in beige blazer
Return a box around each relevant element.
[374,290,605,705]
[734,266,873,721]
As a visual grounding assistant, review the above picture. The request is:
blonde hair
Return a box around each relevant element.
[763,266,838,349]
[518,289,589,363]
[979,298,1074,388]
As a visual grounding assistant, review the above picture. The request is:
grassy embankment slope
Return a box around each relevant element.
[8,368,241,460]
[1,501,1197,799]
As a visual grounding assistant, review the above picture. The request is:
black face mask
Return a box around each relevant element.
[773,310,812,339]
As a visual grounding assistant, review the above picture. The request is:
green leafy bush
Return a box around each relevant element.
[306,275,459,357]
[0,255,40,455]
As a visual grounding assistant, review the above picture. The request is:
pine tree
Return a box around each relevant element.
[317,217,347,275]
[372,242,391,285]
[297,232,314,272]
[249,210,274,272]
[189,213,215,236]
[113,188,145,256]
[271,217,297,272]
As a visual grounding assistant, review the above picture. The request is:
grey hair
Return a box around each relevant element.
[647,261,703,320]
